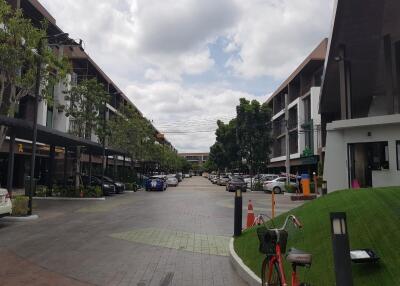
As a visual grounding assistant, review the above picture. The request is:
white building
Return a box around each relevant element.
[320,0,400,191]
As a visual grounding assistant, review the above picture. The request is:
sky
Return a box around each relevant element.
[40,0,335,153]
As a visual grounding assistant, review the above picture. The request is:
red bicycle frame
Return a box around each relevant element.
[268,243,300,286]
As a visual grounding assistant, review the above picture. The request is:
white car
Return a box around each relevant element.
[263,177,298,194]
[0,189,12,218]
[166,175,179,187]
[246,174,279,189]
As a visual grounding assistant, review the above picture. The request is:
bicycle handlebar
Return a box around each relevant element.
[279,215,303,231]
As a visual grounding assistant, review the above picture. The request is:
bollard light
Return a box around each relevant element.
[330,212,353,286]
[234,188,243,236]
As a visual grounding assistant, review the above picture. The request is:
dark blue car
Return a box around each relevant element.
[145,176,167,192]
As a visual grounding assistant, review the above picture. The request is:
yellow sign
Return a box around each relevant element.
[18,144,23,153]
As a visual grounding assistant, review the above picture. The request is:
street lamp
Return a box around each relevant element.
[28,32,69,215]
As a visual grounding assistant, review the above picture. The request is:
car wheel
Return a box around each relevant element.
[273,187,281,194]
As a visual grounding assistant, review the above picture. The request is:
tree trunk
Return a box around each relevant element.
[0,126,8,151]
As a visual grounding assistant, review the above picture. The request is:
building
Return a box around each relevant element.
[0,0,175,191]
[266,39,327,174]
[320,0,400,191]
[179,153,209,166]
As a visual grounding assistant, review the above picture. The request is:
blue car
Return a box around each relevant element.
[145,176,167,192]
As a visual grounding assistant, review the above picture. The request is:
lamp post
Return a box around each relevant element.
[28,32,68,215]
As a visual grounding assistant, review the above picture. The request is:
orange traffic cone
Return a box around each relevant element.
[246,200,255,228]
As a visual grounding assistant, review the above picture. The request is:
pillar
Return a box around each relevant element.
[48,145,55,190]
[7,131,16,197]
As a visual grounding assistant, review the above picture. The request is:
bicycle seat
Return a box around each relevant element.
[286,248,312,266]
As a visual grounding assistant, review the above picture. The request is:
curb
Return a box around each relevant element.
[229,238,261,286]
[1,215,39,222]
[33,197,105,201]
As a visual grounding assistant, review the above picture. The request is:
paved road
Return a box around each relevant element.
[0,177,303,286]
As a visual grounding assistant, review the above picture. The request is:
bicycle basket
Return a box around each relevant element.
[257,227,288,255]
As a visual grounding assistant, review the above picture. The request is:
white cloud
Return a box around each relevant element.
[39,0,334,152]
[226,0,334,79]
[125,81,266,152]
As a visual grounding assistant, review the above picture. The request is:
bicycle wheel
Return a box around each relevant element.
[261,257,281,286]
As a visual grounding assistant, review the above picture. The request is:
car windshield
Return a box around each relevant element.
[232,177,244,182]
[167,174,176,178]
[103,176,113,182]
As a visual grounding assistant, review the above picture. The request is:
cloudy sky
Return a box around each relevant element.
[41,0,334,152]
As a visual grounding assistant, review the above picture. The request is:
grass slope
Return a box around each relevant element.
[234,187,400,285]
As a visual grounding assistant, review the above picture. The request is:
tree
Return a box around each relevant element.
[236,98,272,174]
[209,119,240,171]
[64,78,109,189]
[108,105,156,169]
[202,159,217,172]
[0,0,69,148]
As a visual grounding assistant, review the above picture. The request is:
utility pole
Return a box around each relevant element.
[285,93,290,184]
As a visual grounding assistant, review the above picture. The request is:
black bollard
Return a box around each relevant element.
[330,212,353,286]
[234,188,243,236]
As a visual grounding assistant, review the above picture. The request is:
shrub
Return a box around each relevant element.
[252,181,263,192]
[35,185,49,197]
[284,183,297,193]
[83,186,102,198]
[12,196,29,216]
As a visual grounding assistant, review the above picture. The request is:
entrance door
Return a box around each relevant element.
[348,142,389,188]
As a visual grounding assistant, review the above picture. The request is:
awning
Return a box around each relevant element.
[0,116,127,156]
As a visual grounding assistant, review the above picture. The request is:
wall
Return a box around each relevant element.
[324,115,400,192]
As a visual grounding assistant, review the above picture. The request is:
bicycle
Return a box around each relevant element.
[257,214,311,286]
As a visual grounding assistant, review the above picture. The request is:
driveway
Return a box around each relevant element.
[0,177,303,286]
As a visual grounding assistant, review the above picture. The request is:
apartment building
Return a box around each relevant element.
[266,39,327,174]
[320,0,400,191]
[0,0,174,189]
[179,153,209,166]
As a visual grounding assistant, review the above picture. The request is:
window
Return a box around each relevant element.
[397,141,400,170]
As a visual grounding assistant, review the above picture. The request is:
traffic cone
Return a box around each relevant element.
[246,200,255,228]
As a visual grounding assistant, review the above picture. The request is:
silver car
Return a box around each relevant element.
[263,177,298,194]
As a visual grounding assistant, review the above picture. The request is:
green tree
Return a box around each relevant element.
[108,105,156,173]
[236,98,272,174]
[209,119,240,171]
[0,0,69,148]
[64,78,109,189]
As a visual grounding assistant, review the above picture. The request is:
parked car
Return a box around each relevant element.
[246,174,279,189]
[263,177,297,194]
[145,176,167,191]
[166,174,179,187]
[81,175,116,196]
[217,175,230,186]
[184,174,191,178]
[226,177,247,192]
[95,175,125,193]
[0,189,12,218]
[176,173,183,182]
[211,175,219,184]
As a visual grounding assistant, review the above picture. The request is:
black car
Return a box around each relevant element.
[226,177,247,192]
[95,175,125,194]
[81,175,116,196]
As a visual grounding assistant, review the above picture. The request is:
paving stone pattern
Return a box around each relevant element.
[111,228,230,256]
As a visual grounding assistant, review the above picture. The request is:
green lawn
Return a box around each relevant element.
[234,187,400,285]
